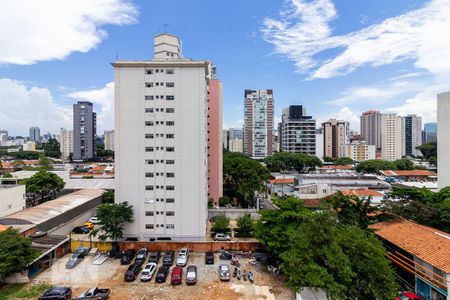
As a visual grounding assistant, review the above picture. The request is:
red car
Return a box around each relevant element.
[396,291,423,300]
[171,266,183,285]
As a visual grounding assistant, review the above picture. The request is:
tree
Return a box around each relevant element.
[326,192,375,229]
[236,214,254,235]
[323,156,335,163]
[91,202,134,242]
[393,158,415,170]
[102,191,115,204]
[264,152,322,173]
[416,142,437,159]
[40,138,61,158]
[219,195,231,207]
[334,157,353,166]
[0,228,39,281]
[96,144,114,158]
[2,173,13,178]
[23,171,65,205]
[355,159,396,173]
[211,214,230,233]
[38,155,53,170]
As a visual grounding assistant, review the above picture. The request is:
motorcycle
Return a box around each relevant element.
[233,267,237,278]
[242,270,247,281]
[237,269,241,280]
[248,271,254,283]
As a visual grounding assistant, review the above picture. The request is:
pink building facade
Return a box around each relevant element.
[208,79,223,206]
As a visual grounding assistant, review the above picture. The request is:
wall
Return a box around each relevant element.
[438,92,450,190]
[208,208,260,220]
[0,185,25,218]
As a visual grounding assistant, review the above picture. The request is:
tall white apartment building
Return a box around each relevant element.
[381,113,402,161]
[344,141,376,161]
[113,34,214,241]
[243,89,274,159]
[438,92,450,189]
[401,114,422,157]
[59,128,73,162]
[321,119,349,158]
[104,130,114,151]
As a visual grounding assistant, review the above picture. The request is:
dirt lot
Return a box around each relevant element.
[33,252,294,300]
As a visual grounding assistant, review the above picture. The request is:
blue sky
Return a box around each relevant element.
[0,0,449,136]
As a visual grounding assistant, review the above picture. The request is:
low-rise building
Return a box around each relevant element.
[229,138,243,153]
[380,170,436,182]
[343,141,375,161]
[341,189,384,205]
[0,185,26,217]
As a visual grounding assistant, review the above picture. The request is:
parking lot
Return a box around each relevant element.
[34,251,294,299]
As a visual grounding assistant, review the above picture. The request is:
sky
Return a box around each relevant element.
[0,0,449,136]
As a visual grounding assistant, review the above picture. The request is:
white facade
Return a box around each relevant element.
[59,128,73,162]
[104,130,114,151]
[322,119,349,158]
[381,113,402,161]
[315,129,324,159]
[344,141,375,161]
[401,114,422,157]
[229,138,243,153]
[0,185,25,218]
[438,92,450,189]
[114,34,209,241]
[22,141,36,151]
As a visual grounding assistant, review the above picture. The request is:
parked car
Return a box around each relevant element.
[155,265,170,283]
[140,262,157,281]
[176,248,189,267]
[66,248,87,269]
[163,251,175,266]
[124,262,141,282]
[214,233,231,241]
[135,248,148,265]
[171,266,183,285]
[72,226,90,234]
[219,250,233,260]
[88,217,99,224]
[186,265,197,285]
[38,286,72,300]
[205,251,214,264]
[75,287,110,299]
[253,249,268,262]
[120,249,136,265]
[83,222,94,230]
[219,264,230,281]
[397,292,423,300]
[148,251,160,264]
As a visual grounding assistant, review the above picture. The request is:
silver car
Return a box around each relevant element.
[214,233,231,241]
[176,248,189,267]
[219,264,230,281]
[140,262,157,281]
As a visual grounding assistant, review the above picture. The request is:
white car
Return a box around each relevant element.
[214,233,231,241]
[88,217,99,224]
[176,248,189,267]
[140,262,157,281]
[219,264,230,281]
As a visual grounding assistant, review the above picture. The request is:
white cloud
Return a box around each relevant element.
[223,119,244,130]
[0,0,138,65]
[0,79,72,135]
[337,107,360,130]
[262,0,450,80]
[67,82,114,133]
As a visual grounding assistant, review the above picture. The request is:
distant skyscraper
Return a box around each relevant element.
[315,128,324,159]
[104,130,115,151]
[424,122,437,143]
[229,128,243,140]
[73,101,96,161]
[228,128,243,153]
[60,128,73,162]
[438,92,450,189]
[381,113,402,161]
[321,119,349,158]
[280,105,316,155]
[401,114,422,157]
[0,130,8,142]
[360,110,381,149]
[222,130,229,150]
[29,127,40,143]
[243,89,274,159]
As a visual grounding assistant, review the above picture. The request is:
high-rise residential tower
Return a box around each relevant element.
[438,92,450,189]
[280,105,316,155]
[423,122,437,143]
[60,128,73,162]
[29,127,40,143]
[104,130,115,151]
[321,119,349,158]
[113,33,219,240]
[243,89,274,159]
[381,113,402,161]
[401,114,422,157]
[73,101,96,161]
[360,110,381,149]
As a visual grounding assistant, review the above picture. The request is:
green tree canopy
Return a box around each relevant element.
[236,213,254,235]
[334,157,354,166]
[40,138,61,158]
[96,144,114,158]
[416,142,437,160]
[264,152,322,173]
[0,228,39,281]
[2,173,13,178]
[325,192,375,229]
[211,214,230,232]
[23,171,65,204]
[323,156,336,163]
[102,190,115,204]
[355,159,396,173]
[91,202,134,242]
[38,155,53,170]
[393,158,415,170]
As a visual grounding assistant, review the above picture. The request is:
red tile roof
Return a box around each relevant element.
[322,165,353,170]
[270,178,294,184]
[341,189,383,197]
[370,218,450,273]
[380,170,435,177]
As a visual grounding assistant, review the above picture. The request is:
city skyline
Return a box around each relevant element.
[1,0,449,136]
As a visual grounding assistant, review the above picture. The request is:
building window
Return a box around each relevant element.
[145,172,154,177]
[166,82,175,87]
[145,159,154,164]
[145,121,154,126]
[166,69,174,74]
[166,224,175,229]
[166,147,175,152]
[166,211,175,216]
[166,134,174,139]
[145,185,154,190]
[166,160,175,164]
[145,69,153,74]
[145,224,154,229]
[166,121,175,126]
[145,108,153,113]
[166,108,174,113]
[145,134,154,139]
[166,198,175,203]
[145,211,154,216]
[166,95,175,100]
[145,95,154,100]
[166,173,174,177]
[145,147,154,152]
[166,186,175,190]
[145,82,153,88]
